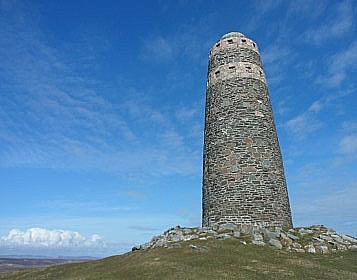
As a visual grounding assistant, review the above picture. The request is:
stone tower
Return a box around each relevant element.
[202,32,292,228]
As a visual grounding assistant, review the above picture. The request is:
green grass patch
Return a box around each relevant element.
[1,239,356,280]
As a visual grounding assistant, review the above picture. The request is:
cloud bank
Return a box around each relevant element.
[0,228,105,249]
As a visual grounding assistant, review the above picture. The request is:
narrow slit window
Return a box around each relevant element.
[253,43,256,47]
[229,66,236,69]
[246,66,251,70]
[215,71,220,77]
[216,43,220,47]
[227,39,234,44]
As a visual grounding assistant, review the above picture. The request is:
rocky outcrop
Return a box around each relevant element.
[132,224,357,254]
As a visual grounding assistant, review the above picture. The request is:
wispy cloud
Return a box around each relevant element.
[142,36,175,62]
[294,184,357,235]
[284,112,322,138]
[303,0,354,45]
[316,41,357,87]
[0,3,203,179]
[284,88,351,139]
[339,133,357,155]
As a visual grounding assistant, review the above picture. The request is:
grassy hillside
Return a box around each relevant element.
[2,239,356,280]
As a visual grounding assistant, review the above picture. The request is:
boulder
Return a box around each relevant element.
[217,233,232,240]
[287,233,299,241]
[252,240,265,246]
[252,233,264,242]
[233,230,241,238]
[269,238,283,249]
[219,223,238,231]
[342,235,357,243]
[304,244,316,254]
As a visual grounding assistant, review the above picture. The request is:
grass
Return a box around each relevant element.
[1,239,356,280]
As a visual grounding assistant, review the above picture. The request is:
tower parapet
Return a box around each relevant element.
[202,32,292,228]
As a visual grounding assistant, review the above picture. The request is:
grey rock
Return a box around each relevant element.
[342,235,357,243]
[219,223,238,231]
[252,240,265,246]
[350,245,357,251]
[292,242,302,249]
[292,248,305,253]
[317,245,329,254]
[168,233,184,242]
[239,224,254,235]
[319,235,333,242]
[299,228,313,235]
[252,233,264,242]
[262,228,279,240]
[287,233,299,241]
[304,244,316,254]
[233,230,241,238]
[217,233,232,240]
[312,237,324,243]
[183,234,199,241]
[336,244,347,251]
[132,245,141,251]
[269,238,282,249]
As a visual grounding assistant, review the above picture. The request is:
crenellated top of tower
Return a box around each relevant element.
[208,31,265,86]
[210,31,259,56]
[221,31,245,39]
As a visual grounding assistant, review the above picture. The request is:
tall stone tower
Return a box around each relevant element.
[202,32,292,228]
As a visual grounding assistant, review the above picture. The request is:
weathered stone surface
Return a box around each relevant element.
[132,224,357,254]
[305,244,316,254]
[219,223,238,231]
[269,239,283,249]
[287,233,299,241]
[252,233,264,242]
[342,235,357,243]
[252,240,265,246]
[233,230,241,238]
[202,31,293,228]
[217,233,232,240]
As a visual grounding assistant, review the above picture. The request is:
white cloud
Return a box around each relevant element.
[303,1,354,44]
[142,36,175,62]
[0,228,105,249]
[284,112,322,138]
[339,133,357,154]
[175,107,198,122]
[293,184,357,236]
[323,41,357,87]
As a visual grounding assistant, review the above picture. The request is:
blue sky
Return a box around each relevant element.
[0,0,356,257]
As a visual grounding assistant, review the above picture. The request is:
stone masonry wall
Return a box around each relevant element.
[202,32,293,228]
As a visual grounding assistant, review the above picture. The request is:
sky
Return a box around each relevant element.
[0,0,356,257]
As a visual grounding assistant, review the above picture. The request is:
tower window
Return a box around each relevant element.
[253,43,256,47]
[242,39,247,43]
[215,71,220,77]
[227,39,234,44]
[246,66,251,70]
[228,66,236,69]
[216,43,220,47]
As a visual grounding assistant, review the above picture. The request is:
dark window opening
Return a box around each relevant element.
[215,71,220,76]
[253,43,256,47]
[246,66,251,70]
[242,39,247,43]
[216,43,220,47]
[227,39,234,44]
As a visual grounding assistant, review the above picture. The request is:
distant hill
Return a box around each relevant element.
[1,239,356,280]
[0,257,93,275]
